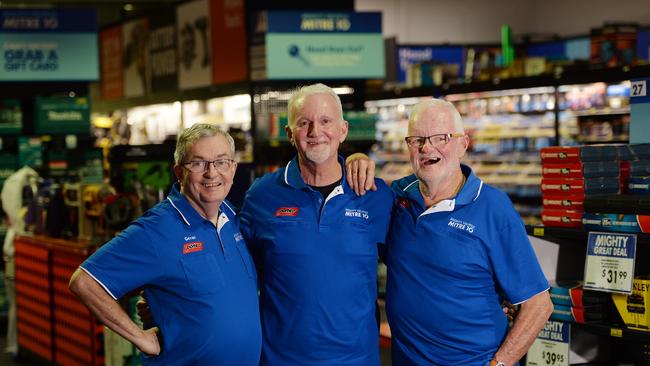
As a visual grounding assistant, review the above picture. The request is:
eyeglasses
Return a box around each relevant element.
[183,159,235,173]
[404,133,465,149]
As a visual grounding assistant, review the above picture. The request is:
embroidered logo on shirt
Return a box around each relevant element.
[396,198,410,209]
[234,232,244,242]
[275,207,299,217]
[344,208,369,220]
[448,217,475,233]
[183,242,203,254]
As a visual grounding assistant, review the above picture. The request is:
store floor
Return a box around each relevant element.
[0,317,392,365]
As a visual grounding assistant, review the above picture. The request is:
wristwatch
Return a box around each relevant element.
[489,359,506,366]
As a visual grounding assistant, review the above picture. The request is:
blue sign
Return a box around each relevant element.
[396,45,464,83]
[0,9,98,81]
[536,320,570,343]
[265,11,384,80]
[587,232,636,259]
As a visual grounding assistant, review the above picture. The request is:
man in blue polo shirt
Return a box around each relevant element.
[68,124,261,365]
[384,98,553,366]
[239,83,393,365]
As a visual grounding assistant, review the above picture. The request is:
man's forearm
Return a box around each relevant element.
[69,268,159,355]
[493,290,553,365]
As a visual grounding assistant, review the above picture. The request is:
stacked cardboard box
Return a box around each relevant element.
[541,146,621,228]
[549,281,610,323]
[612,275,650,332]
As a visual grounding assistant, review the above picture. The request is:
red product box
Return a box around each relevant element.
[542,163,584,179]
[541,178,585,196]
[542,195,585,211]
[540,147,581,164]
[542,209,583,228]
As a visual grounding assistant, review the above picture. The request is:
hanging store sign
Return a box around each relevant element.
[99,25,123,100]
[261,11,384,80]
[177,0,212,90]
[584,231,636,294]
[0,9,98,81]
[210,0,246,84]
[630,77,650,144]
[34,96,90,134]
[148,13,177,93]
[122,18,149,97]
[526,320,570,366]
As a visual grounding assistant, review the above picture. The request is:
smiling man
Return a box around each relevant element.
[239,83,393,365]
[385,98,553,366]
[68,124,261,365]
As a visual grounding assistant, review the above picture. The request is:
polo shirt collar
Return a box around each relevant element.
[166,182,237,226]
[401,164,483,215]
[282,156,352,194]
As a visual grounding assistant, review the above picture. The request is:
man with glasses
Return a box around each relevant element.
[239,83,393,365]
[69,124,262,365]
[348,98,552,366]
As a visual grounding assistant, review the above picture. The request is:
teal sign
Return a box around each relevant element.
[265,11,384,79]
[34,96,90,134]
[0,9,98,81]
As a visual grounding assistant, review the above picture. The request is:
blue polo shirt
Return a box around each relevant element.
[239,156,393,366]
[81,182,262,366]
[386,165,548,366]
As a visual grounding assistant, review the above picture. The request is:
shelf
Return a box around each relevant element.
[573,322,650,343]
[526,225,650,245]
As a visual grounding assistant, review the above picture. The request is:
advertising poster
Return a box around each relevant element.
[99,25,123,100]
[122,18,149,97]
[210,0,247,84]
[148,13,177,93]
[265,11,384,80]
[0,9,98,81]
[177,0,212,90]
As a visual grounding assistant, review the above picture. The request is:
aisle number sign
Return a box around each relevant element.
[584,231,636,294]
[526,320,570,366]
[630,77,650,144]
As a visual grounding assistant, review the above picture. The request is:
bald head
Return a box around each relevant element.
[408,98,464,134]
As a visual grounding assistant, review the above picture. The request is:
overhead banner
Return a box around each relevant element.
[0,8,99,81]
[210,0,246,84]
[99,25,123,100]
[148,13,177,93]
[264,11,384,80]
[177,0,212,90]
[122,18,149,97]
[33,96,90,134]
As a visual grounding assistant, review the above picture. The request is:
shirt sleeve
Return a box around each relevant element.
[488,216,549,304]
[80,220,163,300]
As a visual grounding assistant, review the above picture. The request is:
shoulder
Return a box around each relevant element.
[390,174,418,197]
[247,169,283,196]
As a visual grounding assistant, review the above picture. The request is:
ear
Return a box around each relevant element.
[339,120,349,143]
[285,125,294,145]
[173,165,184,182]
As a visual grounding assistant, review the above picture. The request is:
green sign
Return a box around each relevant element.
[34,96,90,134]
[0,99,22,134]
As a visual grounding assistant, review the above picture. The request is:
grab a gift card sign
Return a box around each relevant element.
[584,232,636,294]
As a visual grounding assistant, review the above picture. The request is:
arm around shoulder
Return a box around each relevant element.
[69,268,161,356]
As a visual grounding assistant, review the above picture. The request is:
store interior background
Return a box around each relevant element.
[0,0,649,365]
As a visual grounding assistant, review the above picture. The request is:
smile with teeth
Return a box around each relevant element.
[202,182,222,188]
[420,157,441,165]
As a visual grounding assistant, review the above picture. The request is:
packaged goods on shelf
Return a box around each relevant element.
[540,145,619,164]
[550,303,607,323]
[543,195,585,211]
[612,275,650,332]
[628,177,650,194]
[618,144,650,161]
[583,194,650,214]
[550,281,611,308]
[542,209,583,228]
[582,212,650,233]
[542,162,620,179]
[541,177,621,196]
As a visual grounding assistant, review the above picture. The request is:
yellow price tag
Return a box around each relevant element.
[610,328,623,337]
[533,227,544,236]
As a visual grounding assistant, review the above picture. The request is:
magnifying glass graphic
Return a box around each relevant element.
[288,45,310,66]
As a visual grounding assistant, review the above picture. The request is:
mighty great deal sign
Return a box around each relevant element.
[0,9,98,81]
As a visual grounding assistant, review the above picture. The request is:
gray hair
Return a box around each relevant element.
[409,98,464,133]
[174,123,235,165]
[287,83,343,127]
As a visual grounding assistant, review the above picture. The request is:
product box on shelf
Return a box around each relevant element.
[542,162,620,179]
[550,281,611,307]
[612,275,649,332]
[584,194,650,214]
[541,177,620,196]
[550,303,606,323]
[543,195,585,211]
[618,144,650,161]
[540,145,619,164]
[582,212,650,233]
[542,209,583,228]
[628,177,650,194]
[590,23,638,68]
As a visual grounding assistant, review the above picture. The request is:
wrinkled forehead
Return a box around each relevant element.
[409,107,455,134]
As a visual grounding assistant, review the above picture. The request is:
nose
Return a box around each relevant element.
[420,137,436,152]
[204,162,219,176]
[307,121,320,136]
